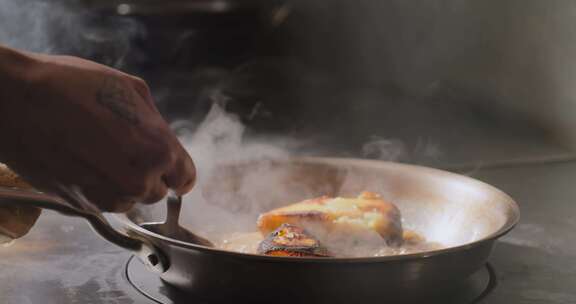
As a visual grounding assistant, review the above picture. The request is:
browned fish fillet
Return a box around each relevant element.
[258,223,329,257]
[257,191,403,246]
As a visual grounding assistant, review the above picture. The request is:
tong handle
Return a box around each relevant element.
[0,186,168,273]
[165,194,182,229]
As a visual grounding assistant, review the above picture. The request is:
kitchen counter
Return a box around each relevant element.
[1,160,576,303]
[472,160,576,303]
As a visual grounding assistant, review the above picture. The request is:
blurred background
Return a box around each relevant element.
[2,0,576,169]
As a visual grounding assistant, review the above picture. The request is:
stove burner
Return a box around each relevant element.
[124,255,497,304]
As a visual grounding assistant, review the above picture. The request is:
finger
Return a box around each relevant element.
[82,187,136,213]
[163,148,196,195]
[141,177,168,205]
[100,199,136,213]
[30,152,136,213]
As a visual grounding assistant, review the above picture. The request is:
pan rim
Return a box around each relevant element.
[116,156,520,263]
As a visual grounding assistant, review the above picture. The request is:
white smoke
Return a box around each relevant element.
[361,136,442,163]
[153,101,295,237]
[0,0,459,255]
[156,100,431,254]
[362,137,405,161]
[0,0,144,67]
[179,97,291,175]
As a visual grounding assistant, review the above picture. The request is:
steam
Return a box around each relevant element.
[361,136,442,163]
[299,222,391,257]
[0,0,144,67]
[165,101,293,236]
[159,100,432,257]
[0,0,459,255]
[177,97,291,175]
[362,137,405,161]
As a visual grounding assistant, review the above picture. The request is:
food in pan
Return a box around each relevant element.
[0,164,31,189]
[257,223,329,257]
[257,191,403,246]
[0,164,41,240]
[218,191,442,258]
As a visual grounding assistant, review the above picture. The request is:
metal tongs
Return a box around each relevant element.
[140,194,213,247]
[0,187,168,272]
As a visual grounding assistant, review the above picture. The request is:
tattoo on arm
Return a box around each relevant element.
[96,78,140,125]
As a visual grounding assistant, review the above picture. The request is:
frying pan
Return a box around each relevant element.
[0,157,519,303]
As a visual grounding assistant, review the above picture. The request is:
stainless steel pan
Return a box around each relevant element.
[0,157,519,303]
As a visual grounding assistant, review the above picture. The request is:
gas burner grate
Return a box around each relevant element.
[124,255,497,304]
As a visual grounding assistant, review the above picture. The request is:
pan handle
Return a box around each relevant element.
[0,187,168,273]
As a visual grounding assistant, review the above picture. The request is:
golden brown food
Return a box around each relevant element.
[0,164,32,189]
[257,223,329,257]
[219,191,441,257]
[0,164,41,240]
[219,229,440,257]
[257,191,403,246]
[402,230,426,245]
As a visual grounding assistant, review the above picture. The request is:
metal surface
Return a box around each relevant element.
[0,187,167,273]
[140,195,213,247]
[125,255,498,304]
[115,157,518,303]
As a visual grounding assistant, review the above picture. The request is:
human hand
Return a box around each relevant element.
[0,47,195,213]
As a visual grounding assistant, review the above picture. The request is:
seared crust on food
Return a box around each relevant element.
[257,191,403,245]
[258,224,329,257]
[0,164,40,239]
[0,164,32,189]
[402,230,426,245]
